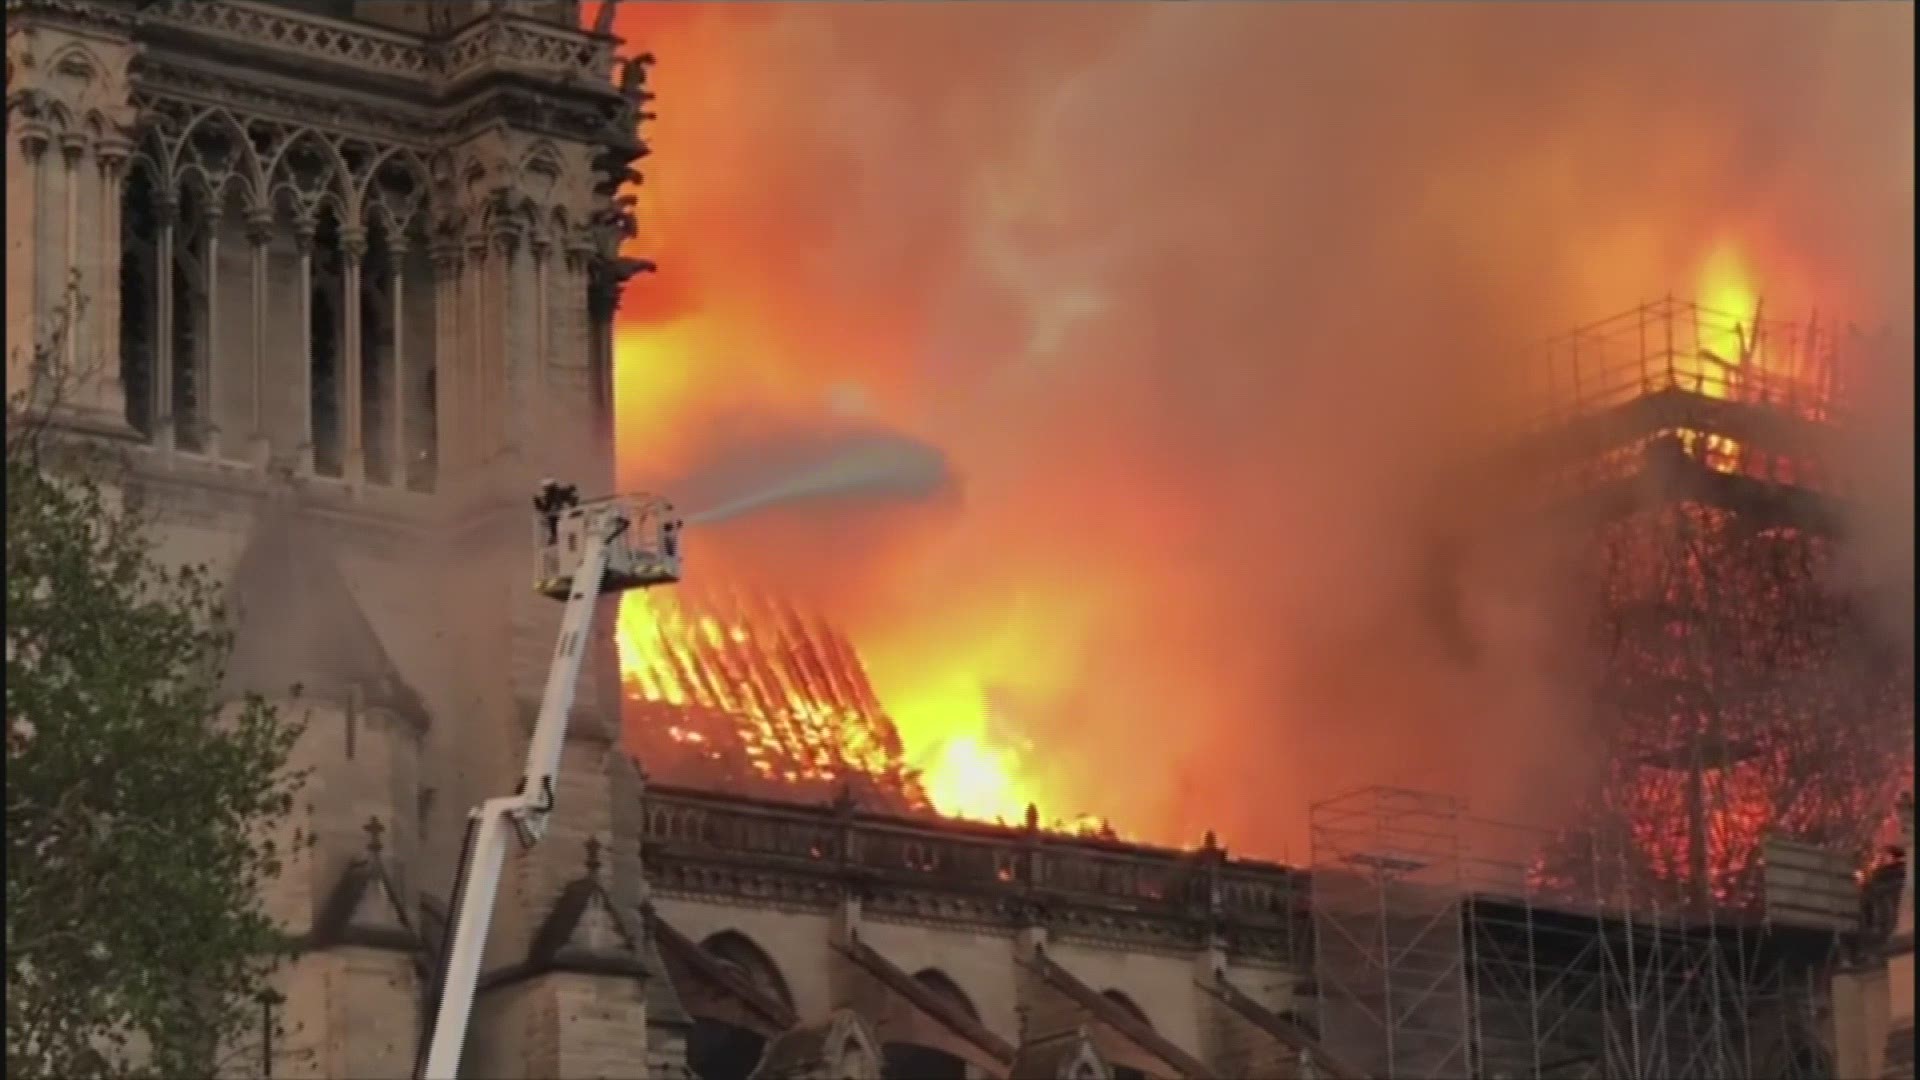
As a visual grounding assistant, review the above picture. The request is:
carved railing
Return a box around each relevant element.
[438,15,617,88]
[641,785,1308,931]
[142,0,436,82]
[139,1,615,90]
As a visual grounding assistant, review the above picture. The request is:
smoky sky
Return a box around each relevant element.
[606,2,1914,854]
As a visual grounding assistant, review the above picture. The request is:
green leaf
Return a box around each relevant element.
[8,404,304,1080]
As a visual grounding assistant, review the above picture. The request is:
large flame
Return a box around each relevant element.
[592,3,1910,856]
[1696,241,1762,376]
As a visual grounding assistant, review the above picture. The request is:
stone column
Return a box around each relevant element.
[389,237,409,490]
[246,210,276,467]
[430,240,463,480]
[294,219,316,474]
[493,217,530,468]
[93,135,134,426]
[341,225,366,486]
[4,13,139,430]
[6,116,50,392]
[153,191,177,452]
[59,131,87,389]
[461,235,487,477]
[203,209,224,459]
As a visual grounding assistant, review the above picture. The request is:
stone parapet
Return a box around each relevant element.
[640,785,1307,963]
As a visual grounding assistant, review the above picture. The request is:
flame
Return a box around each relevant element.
[620,587,931,809]
[1695,240,1762,389]
[594,4,1091,829]
[1676,244,1768,474]
[587,3,1902,861]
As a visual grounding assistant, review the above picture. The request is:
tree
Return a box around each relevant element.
[5,291,305,1079]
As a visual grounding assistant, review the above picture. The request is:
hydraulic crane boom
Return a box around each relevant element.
[417,488,681,1080]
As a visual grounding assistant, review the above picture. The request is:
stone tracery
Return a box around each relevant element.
[13,0,642,496]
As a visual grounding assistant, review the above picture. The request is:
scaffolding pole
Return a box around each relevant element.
[1310,785,1843,1080]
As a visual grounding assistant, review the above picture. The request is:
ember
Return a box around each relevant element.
[620,588,929,814]
[618,588,1124,837]
[1516,297,1915,914]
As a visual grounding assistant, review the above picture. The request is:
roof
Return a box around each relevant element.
[224,504,428,727]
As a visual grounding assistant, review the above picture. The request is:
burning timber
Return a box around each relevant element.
[621,588,933,814]
[1482,298,1914,918]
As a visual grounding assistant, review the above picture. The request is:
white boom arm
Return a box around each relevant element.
[417,510,629,1080]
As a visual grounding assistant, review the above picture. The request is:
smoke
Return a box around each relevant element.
[604,2,1914,854]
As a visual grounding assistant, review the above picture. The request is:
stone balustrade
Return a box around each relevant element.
[641,784,1307,932]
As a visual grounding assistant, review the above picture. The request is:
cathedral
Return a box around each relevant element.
[4,2,1910,1078]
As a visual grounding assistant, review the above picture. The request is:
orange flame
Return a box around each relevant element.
[589,2,1896,860]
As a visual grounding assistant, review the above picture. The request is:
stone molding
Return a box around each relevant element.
[642,785,1308,963]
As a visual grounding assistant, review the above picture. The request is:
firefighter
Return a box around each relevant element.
[533,479,575,544]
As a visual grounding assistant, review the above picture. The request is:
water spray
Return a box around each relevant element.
[683,431,954,526]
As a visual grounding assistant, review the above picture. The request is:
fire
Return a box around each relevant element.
[1694,240,1762,392]
[587,2,1905,862]
[620,587,931,811]
[920,735,1026,824]
[593,4,1095,830]
[616,584,1116,833]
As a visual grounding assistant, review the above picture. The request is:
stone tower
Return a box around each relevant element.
[7,1,662,1075]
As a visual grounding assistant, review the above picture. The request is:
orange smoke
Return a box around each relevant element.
[594,3,1913,854]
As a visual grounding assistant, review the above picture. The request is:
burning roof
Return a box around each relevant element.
[620,589,931,815]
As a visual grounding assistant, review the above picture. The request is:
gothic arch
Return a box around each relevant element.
[38,41,118,127]
[1058,1031,1114,1080]
[123,128,167,196]
[701,930,797,1015]
[823,1009,883,1080]
[909,968,980,1024]
[265,128,353,228]
[171,158,251,220]
[514,138,567,206]
[358,144,435,238]
[485,191,541,236]
[172,106,266,207]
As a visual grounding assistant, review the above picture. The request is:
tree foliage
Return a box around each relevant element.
[5,307,305,1079]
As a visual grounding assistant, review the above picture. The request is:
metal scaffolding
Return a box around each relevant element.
[1492,299,1913,918]
[1510,297,1854,435]
[1312,786,1850,1080]
[1311,787,1473,1079]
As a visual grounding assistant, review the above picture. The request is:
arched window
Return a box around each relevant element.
[170,183,210,452]
[689,930,795,1080]
[119,163,158,437]
[911,968,980,1024]
[699,930,796,1014]
[687,1021,765,1080]
[307,207,345,477]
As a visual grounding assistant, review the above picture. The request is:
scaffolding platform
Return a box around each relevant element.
[1310,786,1852,1080]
